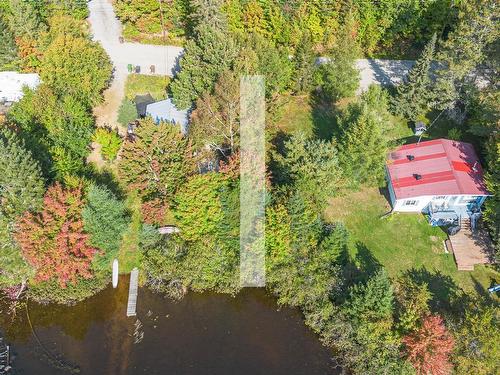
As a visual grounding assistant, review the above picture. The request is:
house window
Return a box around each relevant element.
[404,200,418,206]
[458,196,478,205]
[433,196,446,200]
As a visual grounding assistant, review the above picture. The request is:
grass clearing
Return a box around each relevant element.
[275,95,335,139]
[118,191,142,274]
[325,187,499,294]
[124,74,170,101]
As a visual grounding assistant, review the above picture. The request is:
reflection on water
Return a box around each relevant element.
[0,277,337,375]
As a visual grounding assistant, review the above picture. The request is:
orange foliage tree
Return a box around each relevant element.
[15,183,96,287]
[403,315,455,375]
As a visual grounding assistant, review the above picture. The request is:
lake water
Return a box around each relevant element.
[0,278,337,374]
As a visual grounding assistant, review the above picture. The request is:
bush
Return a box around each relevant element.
[117,98,138,126]
[83,185,130,271]
[93,127,122,161]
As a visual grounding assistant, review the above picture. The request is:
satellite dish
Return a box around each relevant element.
[112,259,119,288]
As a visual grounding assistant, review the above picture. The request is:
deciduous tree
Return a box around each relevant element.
[15,183,96,287]
[190,70,239,153]
[454,301,500,375]
[40,34,112,106]
[118,118,188,201]
[403,315,454,375]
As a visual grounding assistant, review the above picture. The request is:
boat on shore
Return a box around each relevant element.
[112,259,119,288]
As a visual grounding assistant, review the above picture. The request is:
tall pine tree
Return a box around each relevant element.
[0,18,19,70]
[0,127,45,221]
[337,87,390,187]
[432,0,498,111]
[394,33,436,121]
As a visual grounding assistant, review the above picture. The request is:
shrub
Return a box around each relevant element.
[117,98,138,126]
[93,127,123,161]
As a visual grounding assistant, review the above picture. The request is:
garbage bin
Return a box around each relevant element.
[150,65,155,74]
[127,64,133,73]
[135,65,141,74]
[119,36,124,44]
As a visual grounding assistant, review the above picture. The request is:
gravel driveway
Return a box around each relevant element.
[86,0,413,132]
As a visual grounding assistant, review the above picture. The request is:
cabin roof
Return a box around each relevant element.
[0,71,40,102]
[145,98,189,134]
[386,139,490,199]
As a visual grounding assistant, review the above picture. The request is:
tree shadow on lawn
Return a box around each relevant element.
[340,242,383,295]
[85,165,127,200]
[471,275,499,302]
[309,92,337,141]
[403,267,464,315]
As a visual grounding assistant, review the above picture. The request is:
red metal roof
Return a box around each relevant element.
[386,139,490,199]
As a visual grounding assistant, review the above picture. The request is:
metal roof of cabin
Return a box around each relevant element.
[386,139,490,199]
[146,98,189,134]
[0,71,41,102]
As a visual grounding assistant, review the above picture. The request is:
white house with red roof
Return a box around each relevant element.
[386,139,490,221]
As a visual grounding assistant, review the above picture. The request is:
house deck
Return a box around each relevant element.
[449,225,494,271]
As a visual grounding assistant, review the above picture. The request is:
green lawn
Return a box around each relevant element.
[276,94,414,142]
[275,95,336,139]
[276,93,499,296]
[118,191,142,274]
[124,74,170,101]
[325,188,499,295]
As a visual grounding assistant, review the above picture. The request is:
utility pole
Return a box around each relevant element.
[157,0,168,82]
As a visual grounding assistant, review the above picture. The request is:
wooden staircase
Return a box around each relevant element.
[460,217,471,231]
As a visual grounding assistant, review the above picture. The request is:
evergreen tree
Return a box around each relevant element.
[345,268,394,323]
[170,25,238,109]
[293,31,316,93]
[483,138,499,261]
[0,17,19,70]
[82,185,130,271]
[279,132,345,209]
[189,0,226,32]
[337,89,389,187]
[432,0,498,111]
[394,33,437,121]
[0,217,33,289]
[0,127,45,221]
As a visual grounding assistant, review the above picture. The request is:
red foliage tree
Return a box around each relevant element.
[403,315,455,375]
[15,183,96,287]
[141,198,167,226]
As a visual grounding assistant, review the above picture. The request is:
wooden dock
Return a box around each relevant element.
[449,220,494,271]
[126,268,139,317]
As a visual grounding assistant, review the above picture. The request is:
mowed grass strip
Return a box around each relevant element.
[124,74,170,101]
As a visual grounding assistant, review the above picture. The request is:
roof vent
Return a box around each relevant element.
[413,173,422,180]
[406,154,415,161]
